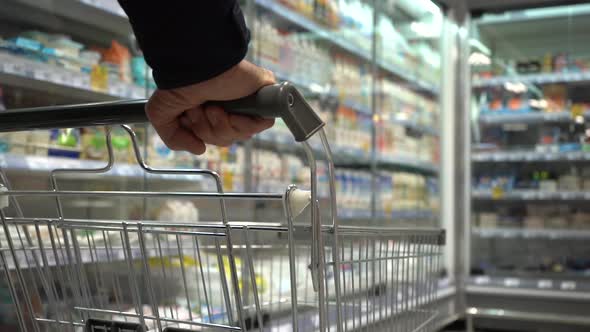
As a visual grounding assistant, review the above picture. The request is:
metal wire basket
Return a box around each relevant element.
[0,82,445,332]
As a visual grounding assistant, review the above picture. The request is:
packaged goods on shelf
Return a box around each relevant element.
[377,121,438,164]
[131,56,156,89]
[571,212,590,229]
[0,30,152,96]
[392,172,427,210]
[279,0,341,28]
[473,53,590,81]
[252,17,333,87]
[334,169,372,218]
[327,104,371,157]
[335,54,373,109]
[523,216,543,229]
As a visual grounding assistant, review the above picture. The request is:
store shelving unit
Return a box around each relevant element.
[0,1,454,330]
[473,71,590,88]
[0,52,146,101]
[472,227,590,239]
[478,110,590,125]
[473,150,590,162]
[472,190,590,201]
[254,0,439,96]
[467,4,590,330]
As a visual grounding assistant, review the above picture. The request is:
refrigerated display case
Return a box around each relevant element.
[0,0,456,330]
[467,2,590,330]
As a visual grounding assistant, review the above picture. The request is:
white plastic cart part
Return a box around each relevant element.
[0,185,8,209]
[288,188,311,218]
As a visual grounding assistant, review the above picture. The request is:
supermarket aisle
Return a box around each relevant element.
[0,0,453,331]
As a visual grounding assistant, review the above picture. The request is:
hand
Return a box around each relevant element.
[146,60,276,154]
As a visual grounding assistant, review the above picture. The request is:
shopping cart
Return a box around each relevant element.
[0,82,445,332]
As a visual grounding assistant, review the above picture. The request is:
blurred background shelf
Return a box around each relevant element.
[2,0,130,45]
[472,150,590,162]
[472,227,590,239]
[479,111,590,125]
[254,0,439,96]
[473,71,590,88]
[472,190,590,202]
[0,153,203,181]
[0,52,147,101]
[468,275,590,297]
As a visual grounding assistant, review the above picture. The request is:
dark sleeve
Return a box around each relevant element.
[118,1,250,90]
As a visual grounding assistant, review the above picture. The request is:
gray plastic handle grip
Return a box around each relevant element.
[214,82,325,141]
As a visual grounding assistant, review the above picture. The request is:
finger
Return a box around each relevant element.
[146,89,192,125]
[205,105,241,143]
[186,106,233,147]
[153,118,206,155]
[228,114,275,136]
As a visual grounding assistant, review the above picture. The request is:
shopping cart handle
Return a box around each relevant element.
[0,82,324,142]
[214,82,325,142]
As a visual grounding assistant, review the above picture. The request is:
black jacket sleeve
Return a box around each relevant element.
[117,1,250,90]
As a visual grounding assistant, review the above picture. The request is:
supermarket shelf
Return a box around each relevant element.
[478,111,590,125]
[472,189,590,202]
[254,135,438,175]
[468,276,590,300]
[263,64,439,138]
[472,150,590,163]
[3,0,440,98]
[0,71,116,102]
[340,209,437,221]
[473,71,590,88]
[2,0,130,44]
[254,0,439,96]
[0,52,147,101]
[466,307,590,327]
[0,153,203,181]
[473,227,590,239]
[391,119,439,137]
[272,69,374,114]
[378,155,439,175]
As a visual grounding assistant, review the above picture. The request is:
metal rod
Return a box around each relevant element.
[0,190,284,200]
[284,185,299,331]
[74,306,242,330]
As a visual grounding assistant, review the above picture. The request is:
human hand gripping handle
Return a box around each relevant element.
[0,64,325,144]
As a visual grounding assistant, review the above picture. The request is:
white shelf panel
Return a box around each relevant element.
[472,190,590,201]
[0,52,148,101]
[0,153,203,182]
[473,150,590,162]
[474,71,590,88]
[473,227,590,239]
[468,276,590,298]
